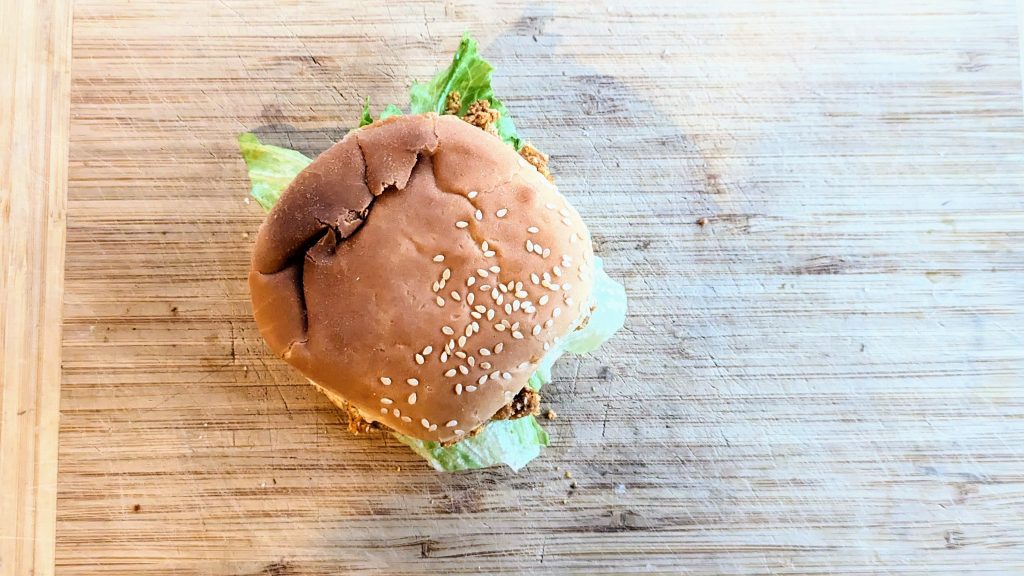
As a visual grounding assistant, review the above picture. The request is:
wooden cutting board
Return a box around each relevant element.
[3,0,1024,574]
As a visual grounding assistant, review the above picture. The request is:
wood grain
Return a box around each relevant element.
[59,0,1024,574]
[0,0,72,575]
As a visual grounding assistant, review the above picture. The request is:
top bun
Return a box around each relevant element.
[250,113,594,443]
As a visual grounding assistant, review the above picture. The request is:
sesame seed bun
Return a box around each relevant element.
[250,113,594,443]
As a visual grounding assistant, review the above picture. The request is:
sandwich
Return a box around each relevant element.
[239,34,626,471]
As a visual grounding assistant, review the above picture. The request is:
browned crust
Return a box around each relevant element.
[250,113,594,443]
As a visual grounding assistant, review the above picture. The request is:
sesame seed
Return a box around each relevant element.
[562,218,571,226]
[455,350,466,359]
[489,265,500,273]
[494,343,504,353]
[466,386,477,393]
[408,393,418,404]
[468,356,475,366]
[421,419,430,428]
[446,420,458,428]
[477,269,488,278]
[553,266,562,277]
[467,276,476,287]
[464,325,473,337]
[494,324,506,331]
[467,293,475,305]
[513,331,524,339]
[455,221,468,229]
[532,324,542,336]
[484,250,495,257]
[533,244,543,255]
[499,283,508,293]
[474,305,486,313]
[459,365,469,375]
[429,424,437,432]
[393,408,401,417]
[432,281,440,292]
[563,283,572,291]
[487,309,495,320]
[436,296,445,307]
[543,342,551,351]
[518,362,530,370]
[455,429,465,435]
[566,296,575,305]
[441,351,449,362]
[491,288,499,300]
[512,322,520,330]
[380,407,389,415]
[545,319,554,328]
[546,203,556,210]
[467,190,478,199]
[445,368,457,377]
[433,254,445,262]
[415,354,425,364]
[513,300,521,312]
[451,291,461,301]
[455,383,463,395]
[381,398,394,405]
[553,307,562,318]
[562,255,573,263]
[526,239,534,252]
[471,311,482,320]
[496,208,508,218]
[458,336,467,347]
[480,361,492,369]
[502,372,512,380]
[490,371,500,381]
[515,290,528,298]
[442,326,454,336]
[480,348,491,356]
[402,416,412,423]
[471,321,480,333]
[407,378,419,386]
[481,241,489,251]
[380,377,392,386]
[478,375,487,385]
[474,209,483,221]
[504,303,512,314]
[543,272,551,282]
[542,248,551,258]
[448,339,456,350]
[527,226,539,234]
[496,294,505,305]
[479,284,490,291]
[531,273,540,284]
[442,268,451,280]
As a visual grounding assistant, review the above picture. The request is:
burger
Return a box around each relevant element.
[239,34,625,471]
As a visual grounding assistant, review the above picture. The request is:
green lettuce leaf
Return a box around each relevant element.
[237,133,312,211]
[532,257,627,385]
[409,32,521,149]
[380,103,403,120]
[394,416,549,472]
[359,97,373,127]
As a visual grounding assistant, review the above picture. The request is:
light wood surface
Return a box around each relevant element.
[0,0,72,575]
[48,0,1024,574]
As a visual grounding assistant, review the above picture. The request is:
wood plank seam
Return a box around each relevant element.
[0,0,73,575]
